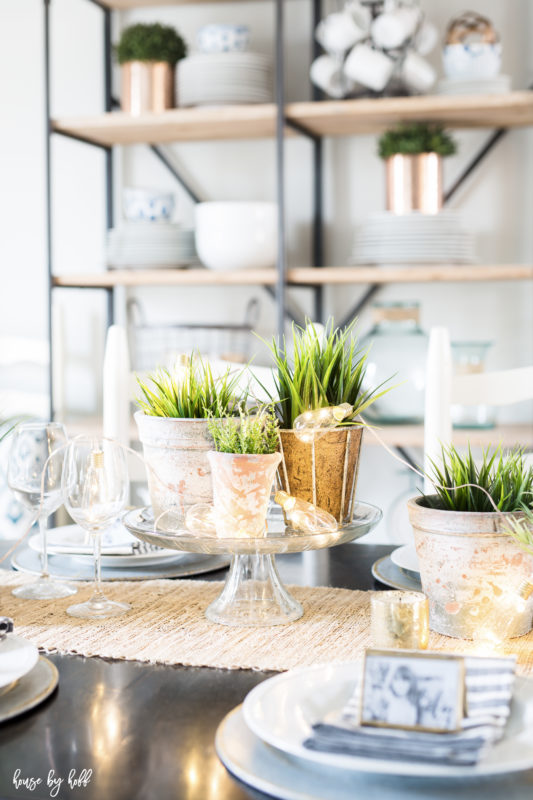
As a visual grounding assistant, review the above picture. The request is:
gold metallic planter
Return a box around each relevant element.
[121,61,174,115]
[385,153,443,214]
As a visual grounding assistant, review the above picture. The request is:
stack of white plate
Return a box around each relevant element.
[437,75,511,95]
[0,633,39,693]
[106,222,197,269]
[350,212,475,266]
[177,52,272,107]
[213,662,533,797]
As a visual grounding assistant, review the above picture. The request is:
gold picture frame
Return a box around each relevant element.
[359,649,466,733]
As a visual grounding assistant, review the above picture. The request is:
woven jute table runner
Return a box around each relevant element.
[2,570,533,674]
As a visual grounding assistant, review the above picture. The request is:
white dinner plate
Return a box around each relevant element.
[29,523,183,567]
[0,634,39,690]
[242,661,533,777]
[390,543,420,574]
[30,523,134,555]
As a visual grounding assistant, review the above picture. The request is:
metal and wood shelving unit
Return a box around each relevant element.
[45,0,533,448]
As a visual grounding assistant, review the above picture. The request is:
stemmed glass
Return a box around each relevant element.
[8,422,77,600]
[62,436,129,619]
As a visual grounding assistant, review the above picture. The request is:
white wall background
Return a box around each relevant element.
[1,0,532,543]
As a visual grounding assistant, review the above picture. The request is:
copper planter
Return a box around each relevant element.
[121,61,174,115]
[385,153,443,214]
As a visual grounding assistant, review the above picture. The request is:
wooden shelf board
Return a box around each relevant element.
[287,92,533,137]
[64,416,532,450]
[52,106,281,146]
[52,268,278,288]
[52,265,533,289]
[101,0,261,7]
[364,424,533,449]
[288,265,533,284]
[52,92,533,147]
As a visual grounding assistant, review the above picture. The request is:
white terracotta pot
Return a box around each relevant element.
[135,412,213,519]
[207,451,282,538]
[408,496,533,639]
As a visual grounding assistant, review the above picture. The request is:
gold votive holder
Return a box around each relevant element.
[371,591,429,650]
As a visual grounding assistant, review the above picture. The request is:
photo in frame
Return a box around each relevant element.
[360,649,465,733]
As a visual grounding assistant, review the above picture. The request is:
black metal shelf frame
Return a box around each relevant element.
[44,0,515,421]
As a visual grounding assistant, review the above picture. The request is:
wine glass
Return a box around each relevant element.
[8,421,77,600]
[62,436,129,619]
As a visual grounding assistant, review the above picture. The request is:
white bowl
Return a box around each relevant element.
[123,188,175,222]
[443,42,502,80]
[194,202,277,271]
[197,24,250,54]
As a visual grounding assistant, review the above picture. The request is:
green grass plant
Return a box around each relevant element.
[261,320,392,430]
[208,407,279,455]
[136,357,244,419]
[421,444,533,513]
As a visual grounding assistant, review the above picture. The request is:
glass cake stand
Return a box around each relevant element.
[123,503,382,627]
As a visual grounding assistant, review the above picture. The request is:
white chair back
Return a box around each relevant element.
[424,326,533,491]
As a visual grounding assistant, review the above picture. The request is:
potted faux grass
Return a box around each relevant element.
[408,445,533,639]
[378,123,457,213]
[116,22,187,114]
[207,407,281,539]
[135,357,244,519]
[265,321,391,524]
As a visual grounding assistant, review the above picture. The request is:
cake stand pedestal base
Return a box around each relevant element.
[206,553,303,627]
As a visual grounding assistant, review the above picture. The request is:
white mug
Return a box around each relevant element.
[345,0,372,36]
[310,55,354,99]
[344,43,395,92]
[316,11,367,55]
[371,7,421,50]
[402,50,436,93]
[414,20,438,56]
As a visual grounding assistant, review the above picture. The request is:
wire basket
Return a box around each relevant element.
[127,298,260,371]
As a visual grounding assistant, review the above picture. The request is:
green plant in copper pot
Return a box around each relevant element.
[116,23,187,114]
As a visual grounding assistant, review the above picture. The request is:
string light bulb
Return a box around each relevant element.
[81,450,107,531]
[185,503,216,535]
[471,578,533,646]
[274,491,338,533]
[293,403,353,443]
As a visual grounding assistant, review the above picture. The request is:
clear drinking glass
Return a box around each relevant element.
[8,421,77,600]
[62,436,130,619]
[451,341,496,429]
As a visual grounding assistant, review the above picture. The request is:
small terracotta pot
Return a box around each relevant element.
[385,153,442,214]
[277,428,363,524]
[135,412,213,519]
[407,496,533,639]
[208,451,282,538]
[121,61,174,114]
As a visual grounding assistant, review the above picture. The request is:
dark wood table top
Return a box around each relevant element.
[1,544,532,800]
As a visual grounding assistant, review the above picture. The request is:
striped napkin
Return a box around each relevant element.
[304,656,516,766]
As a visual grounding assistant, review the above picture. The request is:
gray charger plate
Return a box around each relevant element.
[371,555,422,592]
[215,705,533,800]
[0,657,58,723]
[12,546,230,581]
